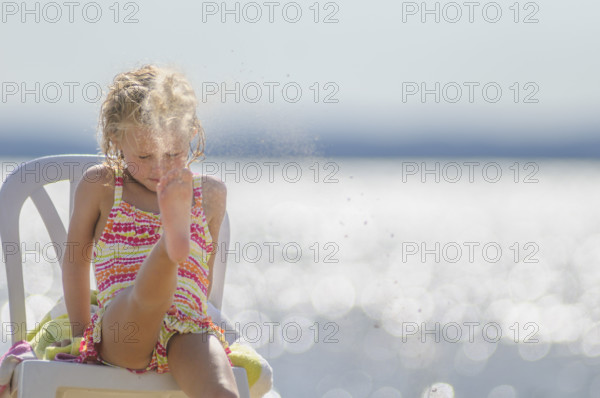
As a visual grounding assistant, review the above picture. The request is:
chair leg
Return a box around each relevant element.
[232,367,251,398]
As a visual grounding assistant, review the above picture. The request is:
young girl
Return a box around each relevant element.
[61,64,240,398]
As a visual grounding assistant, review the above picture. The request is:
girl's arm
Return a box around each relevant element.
[62,165,105,338]
[202,176,227,299]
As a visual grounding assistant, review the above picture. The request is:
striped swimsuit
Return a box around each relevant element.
[75,166,232,373]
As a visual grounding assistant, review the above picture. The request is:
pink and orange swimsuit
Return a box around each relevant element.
[75,166,231,373]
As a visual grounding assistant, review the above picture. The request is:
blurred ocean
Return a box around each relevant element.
[2,156,600,398]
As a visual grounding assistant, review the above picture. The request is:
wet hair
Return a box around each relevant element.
[98,64,205,171]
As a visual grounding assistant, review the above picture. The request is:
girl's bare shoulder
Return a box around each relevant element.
[77,163,117,206]
[80,163,115,188]
[69,164,117,242]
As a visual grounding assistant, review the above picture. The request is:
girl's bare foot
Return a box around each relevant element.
[157,168,193,263]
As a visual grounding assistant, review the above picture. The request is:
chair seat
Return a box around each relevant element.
[11,360,250,398]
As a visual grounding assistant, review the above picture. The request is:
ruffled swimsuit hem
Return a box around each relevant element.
[75,304,233,374]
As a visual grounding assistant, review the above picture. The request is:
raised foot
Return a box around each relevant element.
[157,168,194,263]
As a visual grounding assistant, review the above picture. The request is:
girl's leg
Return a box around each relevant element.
[97,168,194,370]
[167,332,239,398]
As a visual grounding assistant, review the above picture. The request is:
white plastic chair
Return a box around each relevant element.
[0,154,250,398]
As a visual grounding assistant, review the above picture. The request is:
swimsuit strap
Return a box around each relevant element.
[193,173,202,209]
[113,167,124,207]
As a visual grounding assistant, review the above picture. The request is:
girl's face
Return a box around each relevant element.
[118,126,189,192]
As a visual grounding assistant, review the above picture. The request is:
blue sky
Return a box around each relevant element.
[0,0,598,157]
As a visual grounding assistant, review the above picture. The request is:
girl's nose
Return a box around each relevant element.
[151,160,168,176]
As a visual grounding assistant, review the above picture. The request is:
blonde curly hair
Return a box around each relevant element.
[98,64,205,171]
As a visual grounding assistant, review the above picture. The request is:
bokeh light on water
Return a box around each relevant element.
[371,386,403,398]
[422,383,454,398]
[487,385,517,398]
[310,275,356,319]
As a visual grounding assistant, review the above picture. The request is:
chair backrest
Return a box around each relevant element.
[0,154,230,344]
